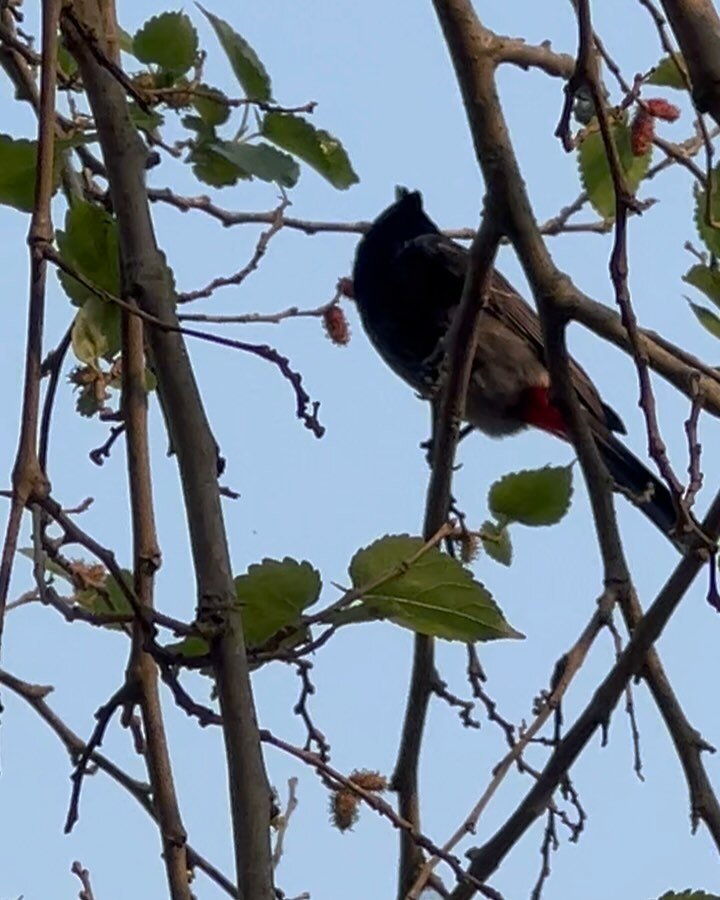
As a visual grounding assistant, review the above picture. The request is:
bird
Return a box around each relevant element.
[351,187,681,544]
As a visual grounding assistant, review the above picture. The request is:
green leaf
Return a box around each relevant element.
[72,569,134,629]
[133,12,198,75]
[234,558,321,648]
[480,521,513,566]
[189,142,246,186]
[647,54,690,89]
[71,296,121,365]
[56,201,120,306]
[683,264,720,309]
[192,85,231,126]
[578,120,651,218]
[129,102,165,133]
[262,112,358,190]
[657,892,720,900]
[349,535,521,642]
[103,570,135,616]
[688,301,720,339]
[693,172,720,256]
[214,141,300,187]
[164,635,211,659]
[76,385,103,418]
[117,27,136,56]
[0,134,61,213]
[57,38,78,79]
[197,5,272,101]
[18,547,74,584]
[489,465,573,527]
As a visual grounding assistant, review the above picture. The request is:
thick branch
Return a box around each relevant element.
[391,214,502,897]
[61,4,274,896]
[430,1,720,893]
[122,304,191,898]
[657,0,720,128]
[0,0,58,655]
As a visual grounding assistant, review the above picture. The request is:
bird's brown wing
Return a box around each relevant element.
[395,234,626,435]
[486,269,626,435]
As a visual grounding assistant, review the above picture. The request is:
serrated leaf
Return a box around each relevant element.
[189,142,247,186]
[57,39,78,79]
[73,569,133,629]
[578,120,651,218]
[214,141,300,187]
[192,84,231,126]
[133,12,198,75]
[688,301,720,339]
[56,201,120,306]
[118,27,135,56]
[349,534,521,642]
[129,102,165,133]
[164,635,211,658]
[18,547,74,584]
[489,465,573,527]
[197,4,272,101]
[657,892,720,900]
[71,296,121,365]
[693,172,720,256]
[0,134,61,212]
[647,54,690,89]
[683,264,720,308]
[234,557,321,648]
[480,521,513,566]
[103,570,134,616]
[262,112,358,190]
[76,385,102,418]
[183,114,208,132]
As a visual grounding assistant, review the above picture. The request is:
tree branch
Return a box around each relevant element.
[122,298,191,897]
[0,0,58,657]
[427,2,720,894]
[0,668,237,898]
[655,0,720,128]
[61,4,274,896]
[391,212,503,897]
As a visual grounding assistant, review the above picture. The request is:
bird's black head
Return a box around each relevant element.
[369,187,439,242]
[352,189,440,301]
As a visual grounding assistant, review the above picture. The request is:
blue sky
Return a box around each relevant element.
[1,1,719,899]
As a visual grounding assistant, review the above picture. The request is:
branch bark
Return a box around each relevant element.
[391,214,502,897]
[429,0,720,893]
[61,4,274,896]
[0,0,58,655]
[122,303,191,898]
[657,0,720,128]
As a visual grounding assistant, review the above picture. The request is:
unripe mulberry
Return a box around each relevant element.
[329,788,359,831]
[349,769,387,792]
[631,109,654,157]
[645,98,681,122]
[323,304,350,346]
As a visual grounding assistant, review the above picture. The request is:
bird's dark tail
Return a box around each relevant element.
[594,431,682,547]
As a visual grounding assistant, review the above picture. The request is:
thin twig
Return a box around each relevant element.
[272,777,299,869]
[65,681,136,833]
[0,668,236,897]
[178,197,289,303]
[44,246,325,438]
[71,861,96,900]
